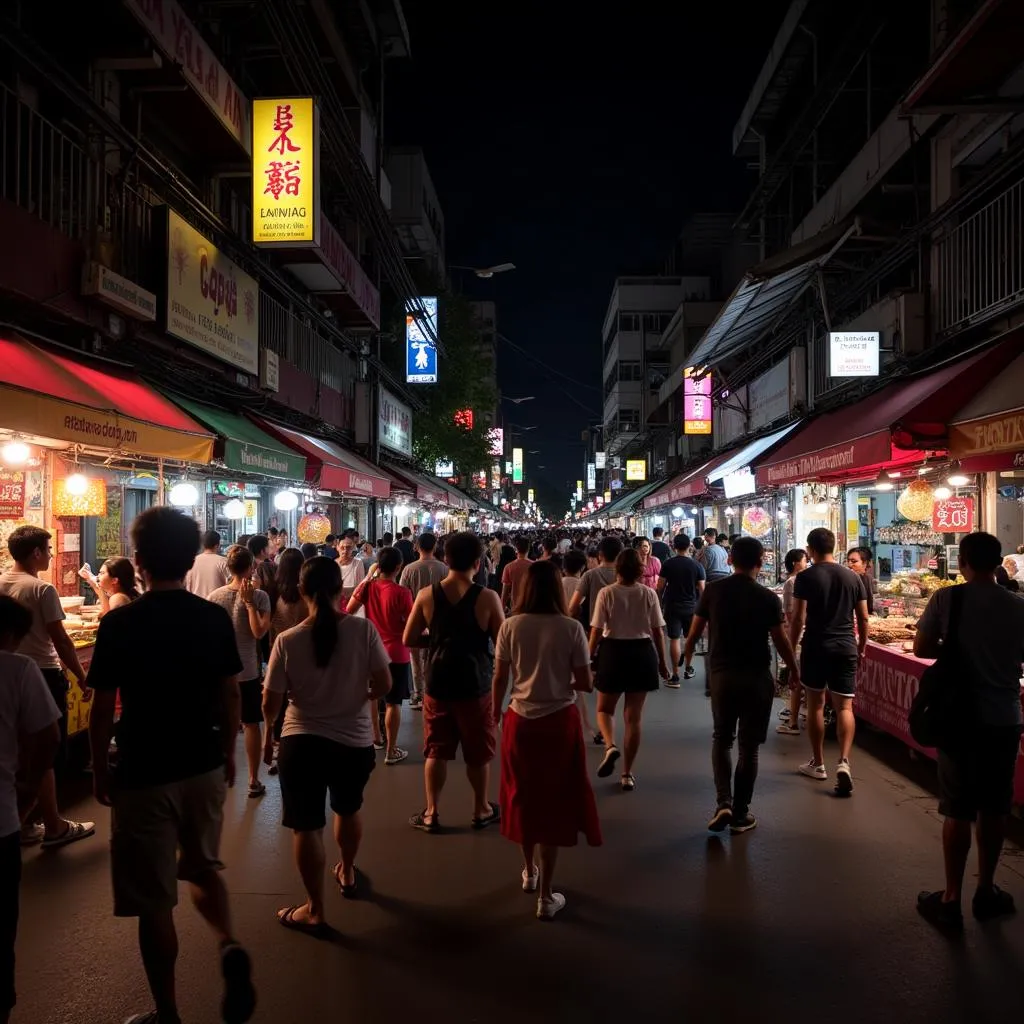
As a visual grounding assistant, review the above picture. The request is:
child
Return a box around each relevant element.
[777,548,808,735]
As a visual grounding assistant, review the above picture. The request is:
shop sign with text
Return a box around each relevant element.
[406,296,438,383]
[626,459,646,482]
[684,367,712,435]
[379,388,412,458]
[435,459,454,478]
[512,448,524,484]
[932,497,974,534]
[829,331,880,377]
[0,470,26,519]
[82,263,157,321]
[757,432,891,488]
[252,97,319,246]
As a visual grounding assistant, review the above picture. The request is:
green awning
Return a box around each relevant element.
[168,396,307,481]
[602,478,663,516]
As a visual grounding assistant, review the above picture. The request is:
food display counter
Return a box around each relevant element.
[68,640,95,738]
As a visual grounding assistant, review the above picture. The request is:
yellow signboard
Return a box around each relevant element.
[527,489,535,504]
[252,97,319,246]
[626,459,647,481]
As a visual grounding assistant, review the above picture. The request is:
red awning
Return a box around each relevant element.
[254,420,391,499]
[382,462,448,505]
[643,451,736,510]
[756,341,1019,488]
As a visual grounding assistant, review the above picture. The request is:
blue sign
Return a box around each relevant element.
[406,296,438,384]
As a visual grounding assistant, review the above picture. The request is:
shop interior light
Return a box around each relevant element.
[933,485,952,500]
[65,472,89,496]
[394,504,410,517]
[690,507,699,516]
[946,461,970,487]
[671,507,684,518]
[724,506,735,516]
[223,498,246,520]
[874,470,894,492]
[777,508,788,518]
[169,481,199,507]
[273,489,299,511]
[1,439,29,466]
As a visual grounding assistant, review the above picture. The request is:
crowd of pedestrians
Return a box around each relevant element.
[1,515,1022,1022]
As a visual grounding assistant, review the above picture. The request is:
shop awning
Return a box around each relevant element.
[755,341,1021,488]
[706,421,803,488]
[685,220,860,370]
[254,420,391,499]
[602,478,663,516]
[165,397,307,481]
[0,336,214,462]
[949,350,1024,471]
[644,453,736,511]
[382,462,449,506]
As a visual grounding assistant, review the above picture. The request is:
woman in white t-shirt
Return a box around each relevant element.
[589,547,669,791]
[492,561,602,921]
[262,557,392,936]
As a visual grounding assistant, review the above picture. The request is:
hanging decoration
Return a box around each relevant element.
[297,511,331,544]
[895,479,934,523]
[53,477,107,517]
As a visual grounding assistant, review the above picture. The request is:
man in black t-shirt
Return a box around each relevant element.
[657,534,705,687]
[88,508,256,1024]
[684,538,799,834]
[789,527,869,797]
[650,527,671,564]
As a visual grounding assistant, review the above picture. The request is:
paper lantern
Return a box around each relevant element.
[298,511,331,544]
[53,478,107,517]
[896,479,933,523]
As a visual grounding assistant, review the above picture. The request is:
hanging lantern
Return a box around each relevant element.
[297,511,331,544]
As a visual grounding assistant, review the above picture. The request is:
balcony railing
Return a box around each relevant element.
[936,175,1024,335]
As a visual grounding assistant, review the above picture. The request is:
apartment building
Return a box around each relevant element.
[387,145,447,280]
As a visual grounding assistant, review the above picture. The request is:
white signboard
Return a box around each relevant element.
[723,468,756,500]
[435,459,454,477]
[829,331,879,377]
[379,387,413,458]
[595,451,606,470]
[586,462,596,491]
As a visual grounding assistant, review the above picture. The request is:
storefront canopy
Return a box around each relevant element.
[0,336,214,463]
[644,452,736,511]
[603,478,663,516]
[706,421,803,486]
[949,350,1024,471]
[382,462,450,506]
[167,397,306,481]
[255,420,391,499]
[755,341,1020,488]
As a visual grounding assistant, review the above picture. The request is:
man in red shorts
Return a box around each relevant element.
[403,532,505,832]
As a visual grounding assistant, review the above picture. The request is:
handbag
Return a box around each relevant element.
[908,585,971,748]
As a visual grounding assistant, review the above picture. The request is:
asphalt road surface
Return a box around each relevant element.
[15,660,1024,1024]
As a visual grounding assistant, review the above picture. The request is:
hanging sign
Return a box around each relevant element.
[512,448,524,484]
[684,367,713,435]
[406,297,438,383]
[0,470,26,519]
[829,331,880,377]
[932,497,974,534]
[586,462,596,491]
[626,459,646,481]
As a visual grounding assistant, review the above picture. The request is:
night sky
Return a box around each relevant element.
[388,3,792,508]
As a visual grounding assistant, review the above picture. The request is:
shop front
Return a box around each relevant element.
[642,453,735,539]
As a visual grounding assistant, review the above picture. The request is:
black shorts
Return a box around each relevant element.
[938,727,1021,821]
[664,604,694,641]
[386,663,411,706]
[41,668,68,765]
[800,650,858,697]
[239,678,263,725]
[0,830,19,1013]
[595,638,659,694]
[278,734,375,830]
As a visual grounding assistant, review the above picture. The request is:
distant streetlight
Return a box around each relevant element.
[503,396,535,405]
[451,262,516,279]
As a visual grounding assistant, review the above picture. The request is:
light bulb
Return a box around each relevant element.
[273,489,299,511]
[875,470,894,492]
[690,507,699,516]
[933,486,952,500]
[169,482,199,507]
[946,461,969,487]
[65,473,89,496]
[725,507,735,516]
[223,498,246,520]
[672,507,685,518]
[1,440,29,466]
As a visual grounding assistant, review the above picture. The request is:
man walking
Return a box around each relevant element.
[185,531,230,599]
[650,527,671,564]
[403,533,504,832]
[787,527,869,795]
[500,536,533,613]
[699,528,730,582]
[684,538,799,833]
[656,534,705,687]
[337,535,366,606]
[88,507,256,1024]
[914,532,1024,931]
[399,533,448,710]
[395,527,416,566]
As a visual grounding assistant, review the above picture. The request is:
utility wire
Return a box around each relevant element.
[496,333,602,417]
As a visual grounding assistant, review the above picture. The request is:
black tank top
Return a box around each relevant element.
[427,583,491,700]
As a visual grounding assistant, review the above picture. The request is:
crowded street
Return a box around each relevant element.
[15,666,1024,1024]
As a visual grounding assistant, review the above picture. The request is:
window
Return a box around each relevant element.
[647,361,669,389]
[603,362,620,400]
[619,312,640,332]
[644,313,671,334]
[618,408,641,430]
[619,360,643,382]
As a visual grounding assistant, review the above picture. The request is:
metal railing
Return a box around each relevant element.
[936,175,1024,334]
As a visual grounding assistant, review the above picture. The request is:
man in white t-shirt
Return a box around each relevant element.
[185,530,230,599]
[338,536,366,605]
[0,594,61,1020]
[0,526,94,849]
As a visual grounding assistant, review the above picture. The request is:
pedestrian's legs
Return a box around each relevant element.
[410,649,427,702]
[596,692,620,750]
[36,770,65,836]
[710,687,738,810]
[384,704,402,756]
[669,636,682,673]
[538,845,559,900]
[522,842,536,876]
[465,762,492,819]
[243,723,262,788]
[804,688,826,766]
[622,692,647,776]
[138,909,181,1024]
[333,812,362,890]
[423,757,447,819]
[942,816,973,903]
[0,832,21,1024]
[975,812,1006,894]
[189,868,234,944]
[833,695,855,761]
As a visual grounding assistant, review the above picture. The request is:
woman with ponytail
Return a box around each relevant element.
[262,557,392,935]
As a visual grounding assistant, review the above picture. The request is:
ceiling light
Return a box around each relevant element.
[274,489,299,511]
[875,470,894,492]
[1,440,29,466]
[690,507,699,516]
[672,506,685,518]
[169,482,199,507]
[223,498,246,520]
[946,461,970,487]
[933,485,952,500]
[65,472,89,496]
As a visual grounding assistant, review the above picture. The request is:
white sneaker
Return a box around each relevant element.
[835,759,854,796]
[776,723,800,735]
[537,893,566,920]
[798,760,828,781]
[522,866,539,893]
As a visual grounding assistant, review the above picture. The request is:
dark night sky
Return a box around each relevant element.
[387,3,792,507]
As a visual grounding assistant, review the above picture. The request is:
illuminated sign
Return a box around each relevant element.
[626,459,647,481]
[604,490,612,502]
[505,460,513,474]
[435,459,454,477]
[252,97,318,246]
[684,367,712,435]
[587,462,596,491]
[576,480,583,501]
[488,427,504,456]
[512,448,524,484]
[830,331,880,377]
[406,297,438,383]
[454,409,474,430]
[491,462,501,490]
[528,488,535,503]
[378,388,412,458]
[595,451,606,470]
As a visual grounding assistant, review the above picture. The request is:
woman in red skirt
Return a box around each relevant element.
[492,560,602,920]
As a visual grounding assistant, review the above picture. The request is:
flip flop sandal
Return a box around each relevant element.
[248,782,266,799]
[277,906,328,938]
[409,810,440,833]
[332,863,359,899]
[472,802,501,830]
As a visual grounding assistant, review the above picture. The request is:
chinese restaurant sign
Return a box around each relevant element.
[829,331,880,377]
[166,209,259,374]
[252,97,319,246]
[932,497,974,534]
[683,367,712,435]
[123,0,250,154]
[0,470,26,519]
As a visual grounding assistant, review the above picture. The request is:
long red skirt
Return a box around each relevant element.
[499,705,603,848]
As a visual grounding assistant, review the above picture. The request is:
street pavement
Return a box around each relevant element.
[15,659,1024,1024]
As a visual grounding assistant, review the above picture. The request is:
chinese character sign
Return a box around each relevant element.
[406,297,438,383]
[684,367,713,435]
[252,98,318,246]
[512,448,524,484]
[932,497,974,534]
[0,470,26,519]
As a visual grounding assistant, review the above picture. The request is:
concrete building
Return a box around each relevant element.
[386,146,447,280]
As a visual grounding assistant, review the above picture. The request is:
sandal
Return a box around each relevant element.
[472,802,501,830]
[332,863,358,899]
[409,810,440,833]
[248,781,266,799]
[277,905,328,937]
[621,774,636,792]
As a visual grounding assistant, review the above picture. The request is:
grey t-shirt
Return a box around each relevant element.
[400,558,448,598]
[701,543,730,577]
[916,581,1024,728]
[576,566,617,628]
[207,585,271,680]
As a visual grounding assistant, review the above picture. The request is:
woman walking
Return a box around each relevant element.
[266,547,307,774]
[590,547,670,790]
[493,561,601,920]
[263,557,392,935]
[636,537,662,589]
